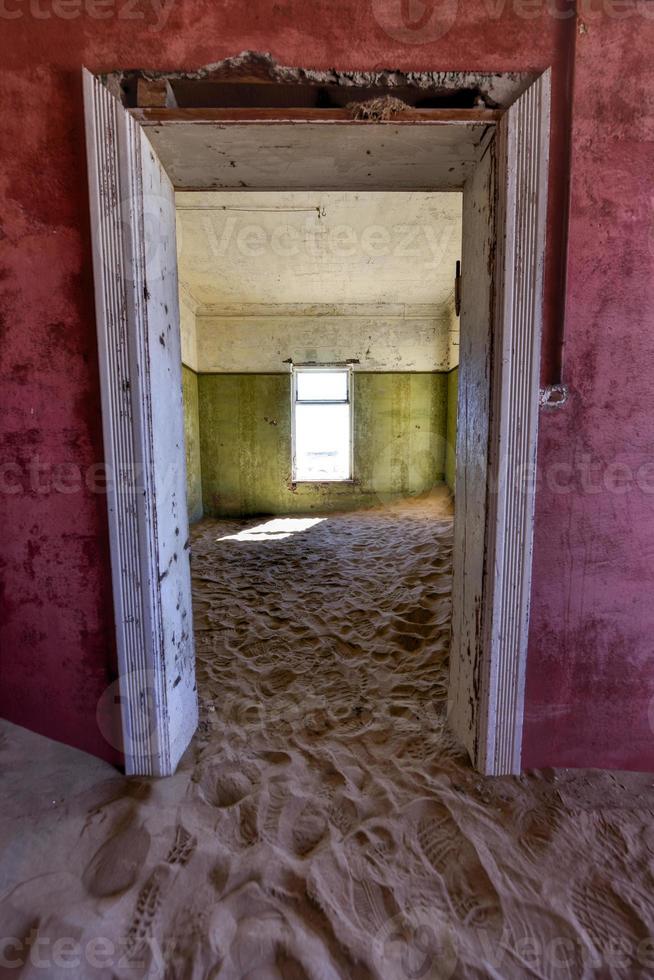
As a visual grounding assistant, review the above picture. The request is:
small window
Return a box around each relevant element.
[292,368,352,482]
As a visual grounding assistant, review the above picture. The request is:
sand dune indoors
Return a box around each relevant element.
[1,491,654,978]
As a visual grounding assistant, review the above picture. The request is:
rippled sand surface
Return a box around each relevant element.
[2,490,654,978]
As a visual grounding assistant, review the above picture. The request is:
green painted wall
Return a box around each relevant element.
[445,366,458,493]
[182,365,203,523]
[198,372,448,517]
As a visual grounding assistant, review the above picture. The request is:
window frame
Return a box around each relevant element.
[291,364,354,483]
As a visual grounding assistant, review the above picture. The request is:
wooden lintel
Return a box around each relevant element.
[130,106,501,126]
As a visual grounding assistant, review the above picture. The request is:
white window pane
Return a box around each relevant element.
[295,403,350,481]
[296,370,348,402]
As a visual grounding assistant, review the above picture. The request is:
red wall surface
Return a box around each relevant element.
[523,16,654,769]
[0,0,652,770]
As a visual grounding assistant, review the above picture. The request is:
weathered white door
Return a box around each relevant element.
[449,71,550,775]
[449,135,495,769]
[83,69,198,776]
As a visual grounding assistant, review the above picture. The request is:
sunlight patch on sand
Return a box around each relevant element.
[216,516,326,542]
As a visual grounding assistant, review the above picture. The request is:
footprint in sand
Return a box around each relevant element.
[405,606,435,626]
[239,798,259,847]
[125,866,170,957]
[307,853,402,952]
[352,824,397,867]
[513,802,560,859]
[259,668,297,697]
[503,906,585,980]
[198,768,252,808]
[82,809,151,898]
[262,779,290,843]
[355,621,378,641]
[352,876,402,936]
[286,800,328,858]
[393,631,424,653]
[571,874,648,966]
[238,640,268,662]
[415,800,501,929]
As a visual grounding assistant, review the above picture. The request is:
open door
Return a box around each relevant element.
[83,70,198,776]
[449,71,550,775]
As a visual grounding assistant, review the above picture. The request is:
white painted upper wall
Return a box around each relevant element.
[196,304,452,373]
[176,191,462,306]
[176,191,461,372]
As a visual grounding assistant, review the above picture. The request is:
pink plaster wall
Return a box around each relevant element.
[522,17,654,769]
[0,0,651,769]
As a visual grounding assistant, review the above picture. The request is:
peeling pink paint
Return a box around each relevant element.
[0,3,651,769]
[523,19,654,770]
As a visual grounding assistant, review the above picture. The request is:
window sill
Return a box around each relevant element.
[291,479,357,486]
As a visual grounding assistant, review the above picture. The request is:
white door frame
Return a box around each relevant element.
[83,68,550,777]
[450,72,551,775]
[485,74,551,774]
[83,69,198,776]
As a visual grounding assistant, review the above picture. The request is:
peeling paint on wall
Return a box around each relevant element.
[198,373,448,516]
[195,305,455,374]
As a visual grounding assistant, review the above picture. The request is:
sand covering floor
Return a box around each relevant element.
[2,491,654,978]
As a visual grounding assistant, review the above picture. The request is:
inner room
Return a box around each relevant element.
[178,190,461,523]
[169,190,482,969]
[177,190,462,721]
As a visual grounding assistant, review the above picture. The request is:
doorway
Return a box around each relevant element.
[83,68,550,777]
[177,187,461,777]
